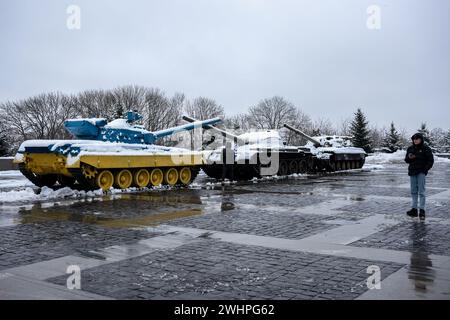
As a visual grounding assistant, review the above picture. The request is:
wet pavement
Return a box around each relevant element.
[0,162,449,299]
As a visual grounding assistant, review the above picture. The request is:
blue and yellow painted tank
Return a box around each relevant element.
[14,111,221,190]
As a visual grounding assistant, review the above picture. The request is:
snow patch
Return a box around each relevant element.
[366,150,450,164]
[0,187,104,204]
[365,150,406,164]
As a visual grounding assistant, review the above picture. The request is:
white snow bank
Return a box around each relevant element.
[0,170,34,189]
[365,150,406,164]
[366,150,450,164]
[362,164,385,170]
[0,170,23,177]
[0,187,104,203]
[436,156,450,163]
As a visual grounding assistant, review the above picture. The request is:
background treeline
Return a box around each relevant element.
[0,85,449,156]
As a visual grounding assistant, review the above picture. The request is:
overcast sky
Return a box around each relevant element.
[0,0,448,133]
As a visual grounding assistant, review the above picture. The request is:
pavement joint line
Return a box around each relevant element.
[298,214,402,245]
[428,189,450,200]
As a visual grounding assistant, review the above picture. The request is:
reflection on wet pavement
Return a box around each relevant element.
[408,222,436,294]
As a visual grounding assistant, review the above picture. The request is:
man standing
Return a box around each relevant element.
[405,133,434,220]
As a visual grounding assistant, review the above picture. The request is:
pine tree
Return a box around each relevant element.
[114,105,124,119]
[382,122,401,153]
[0,134,8,157]
[350,108,372,153]
[417,123,432,146]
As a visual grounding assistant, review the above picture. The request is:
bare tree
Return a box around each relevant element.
[369,124,386,150]
[224,113,252,132]
[311,117,337,136]
[248,96,312,145]
[0,93,78,151]
[112,85,147,116]
[141,88,181,132]
[184,97,224,120]
[337,117,352,136]
[75,89,117,120]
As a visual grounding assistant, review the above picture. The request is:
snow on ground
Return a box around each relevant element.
[365,150,450,166]
[0,186,104,204]
[0,170,35,189]
[365,150,406,164]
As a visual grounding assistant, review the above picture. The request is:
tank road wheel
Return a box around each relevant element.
[298,160,307,173]
[96,170,114,191]
[114,169,133,189]
[277,160,288,176]
[288,160,299,174]
[133,169,150,188]
[164,168,179,186]
[179,167,192,185]
[150,168,164,186]
[308,158,316,173]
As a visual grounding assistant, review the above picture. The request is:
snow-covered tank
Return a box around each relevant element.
[14,111,222,190]
[183,116,314,180]
[283,124,366,171]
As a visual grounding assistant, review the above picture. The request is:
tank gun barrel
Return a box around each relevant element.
[152,117,222,140]
[283,124,321,147]
[182,115,244,143]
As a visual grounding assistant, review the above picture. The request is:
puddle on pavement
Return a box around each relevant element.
[1,189,208,229]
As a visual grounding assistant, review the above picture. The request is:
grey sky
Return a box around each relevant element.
[1,0,449,133]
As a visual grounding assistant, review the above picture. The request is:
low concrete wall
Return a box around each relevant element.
[0,157,18,171]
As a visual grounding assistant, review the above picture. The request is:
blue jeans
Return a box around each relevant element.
[410,173,426,210]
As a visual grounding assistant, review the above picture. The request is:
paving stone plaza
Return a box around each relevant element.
[0,162,449,299]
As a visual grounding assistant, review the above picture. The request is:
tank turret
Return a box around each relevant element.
[66,111,221,145]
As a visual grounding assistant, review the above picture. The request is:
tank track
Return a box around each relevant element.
[69,166,201,190]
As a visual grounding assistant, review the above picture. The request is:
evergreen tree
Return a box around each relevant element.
[350,108,372,153]
[417,123,432,146]
[0,134,8,156]
[382,122,401,153]
[114,105,124,119]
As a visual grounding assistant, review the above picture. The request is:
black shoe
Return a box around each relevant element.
[419,209,425,220]
[406,208,418,217]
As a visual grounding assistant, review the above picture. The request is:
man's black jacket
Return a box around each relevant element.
[405,138,434,176]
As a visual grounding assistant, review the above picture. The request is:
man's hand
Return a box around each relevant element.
[408,153,416,160]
